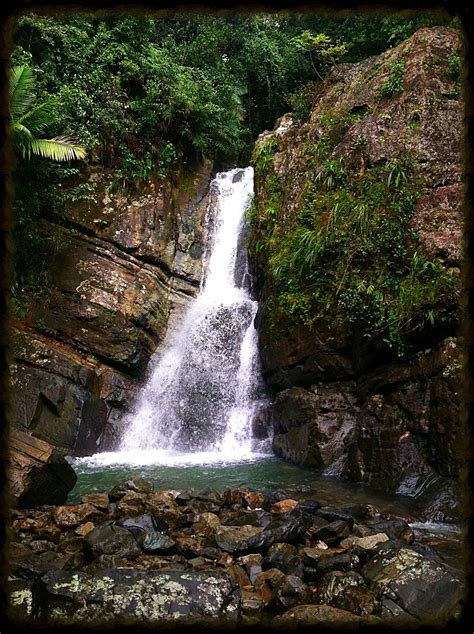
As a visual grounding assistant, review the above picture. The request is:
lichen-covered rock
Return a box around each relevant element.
[362,547,464,622]
[24,569,241,627]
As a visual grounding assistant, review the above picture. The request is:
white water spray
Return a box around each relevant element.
[115,167,269,462]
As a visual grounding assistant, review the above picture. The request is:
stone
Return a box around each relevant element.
[243,491,265,509]
[264,551,305,578]
[271,575,312,610]
[53,504,104,529]
[119,514,165,537]
[271,499,299,514]
[340,533,389,550]
[81,492,110,509]
[362,547,464,622]
[83,523,141,560]
[116,491,146,516]
[138,532,176,554]
[109,478,153,500]
[273,603,382,628]
[317,571,378,616]
[35,569,241,627]
[365,518,414,544]
[28,540,58,554]
[8,429,77,508]
[311,520,351,545]
[235,510,312,553]
[315,508,355,530]
[228,564,252,589]
[254,568,286,605]
[75,522,96,537]
[267,542,298,556]
[215,525,263,553]
[242,589,265,615]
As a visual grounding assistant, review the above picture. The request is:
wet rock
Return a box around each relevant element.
[119,513,165,537]
[108,478,153,501]
[8,429,77,508]
[116,491,147,516]
[242,589,265,615]
[273,603,382,628]
[264,551,305,578]
[236,510,312,553]
[28,540,58,554]
[271,499,299,514]
[366,518,415,543]
[221,508,272,527]
[235,553,264,582]
[52,503,104,529]
[228,564,252,589]
[215,525,263,553]
[271,575,312,611]
[83,523,141,560]
[261,489,291,510]
[8,542,33,561]
[138,532,176,554]
[267,542,298,556]
[315,552,362,576]
[243,491,266,509]
[254,568,286,605]
[311,520,351,545]
[362,546,464,622]
[317,571,378,616]
[194,511,221,534]
[315,508,355,530]
[81,492,109,509]
[174,535,205,558]
[36,569,241,627]
[340,532,389,550]
[295,499,322,514]
[251,406,272,440]
[6,579,35,624]
[11,552,73,579]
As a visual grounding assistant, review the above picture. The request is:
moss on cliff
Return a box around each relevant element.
[249,27,461,360]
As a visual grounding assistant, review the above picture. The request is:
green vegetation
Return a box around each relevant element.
[10,65,86,161]
[378,61,406,98]
[250,115,459,357]
[10,11,456,319]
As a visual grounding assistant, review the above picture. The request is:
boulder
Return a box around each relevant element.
[362,547,464,623]
[83,523,141,560]
[215,525,264,553]
[52,504,104,529]
[31,569,241,627]
[8,429,77,508]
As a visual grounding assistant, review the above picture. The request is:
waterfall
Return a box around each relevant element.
[119,167,269,459]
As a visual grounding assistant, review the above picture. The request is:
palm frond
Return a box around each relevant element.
[12,122,35,158]
[10,66,35,120]
[17,98,58,136]
[29,136,87,162]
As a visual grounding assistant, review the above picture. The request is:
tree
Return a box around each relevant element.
[10,65,87,162]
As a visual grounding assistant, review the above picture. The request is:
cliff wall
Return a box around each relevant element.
[249,27,464,519]
[9,162,213,459]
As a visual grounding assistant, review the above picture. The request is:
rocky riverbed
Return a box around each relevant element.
[6,478,465,629]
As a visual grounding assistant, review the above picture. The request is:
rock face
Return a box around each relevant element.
[6,482,464,628]
[9,161,214,503]
[249,27,463,515]
[8,429,77,508]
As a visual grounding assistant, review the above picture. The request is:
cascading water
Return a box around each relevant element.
[117,166,269,460]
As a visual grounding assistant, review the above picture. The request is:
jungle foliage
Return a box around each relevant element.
[10,11,455,312]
